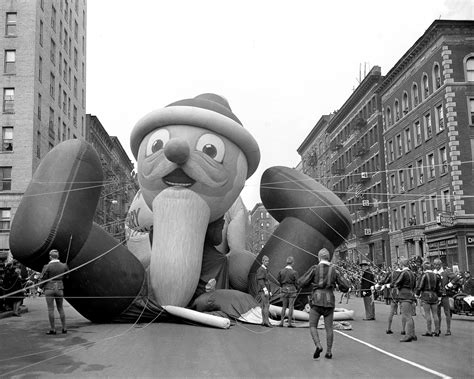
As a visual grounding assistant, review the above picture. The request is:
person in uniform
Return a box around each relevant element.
[360,260,375,320]
[433,258,460,336]
[277,256,298,327]
[380,263,404,335]
[39,249,69,335]
[416,261,441,336]
[298,248,350,359]
[394,257,417,342]
[256,255,272,327]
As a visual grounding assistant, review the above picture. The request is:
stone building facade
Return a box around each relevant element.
[0,0,87,261]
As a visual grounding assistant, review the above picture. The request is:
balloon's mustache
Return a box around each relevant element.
[142,152,228,188]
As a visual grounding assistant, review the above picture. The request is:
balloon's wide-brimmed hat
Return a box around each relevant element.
[130,93,260,178]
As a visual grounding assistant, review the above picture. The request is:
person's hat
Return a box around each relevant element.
[359,260,370,266]
[130,93,261,178]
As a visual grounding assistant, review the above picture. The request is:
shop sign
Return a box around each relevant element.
[428,238,457,251]
[436,213,455,227]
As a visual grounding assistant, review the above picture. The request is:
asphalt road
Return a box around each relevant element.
[0,295,472,378]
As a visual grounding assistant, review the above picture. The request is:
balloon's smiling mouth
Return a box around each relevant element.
[162,168,196,187]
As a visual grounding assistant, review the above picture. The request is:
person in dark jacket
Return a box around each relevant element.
[277,256,298,327]
[3,262,24,316]
[380,263,404,335]
[298,248,350,360]
[39,249,69,335]
[394,257,417,342]
[416,261,441,337]
[256,255,272,327]
[360,260,375,320]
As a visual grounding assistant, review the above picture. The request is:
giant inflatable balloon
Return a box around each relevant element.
[9,93,352,326]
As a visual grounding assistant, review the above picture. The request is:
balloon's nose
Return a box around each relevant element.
[164,138,190,165]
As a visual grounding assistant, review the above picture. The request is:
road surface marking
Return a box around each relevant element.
[336,331,452,379]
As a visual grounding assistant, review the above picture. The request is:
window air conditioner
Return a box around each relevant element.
[362,200,370,207]
[361,172,369,179]
[364,228,372,235]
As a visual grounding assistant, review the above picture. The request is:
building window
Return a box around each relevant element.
[3,88,14,113]
[417,159,424,185]
[74,20,78,41]
[73,76,77,97]
[412,83,419,107]
[392,209,398,231]
[441,189,451,213]
[408,165,414,189]
[58,83,62,108]
[424,112,433,139]
[5,13,17,36]
[51,6,56,31]
[435,104,445,132]
[433,63,441,89]
[421,199,427,224]
[39,56,43,83]
[386,107,392,127]
[0,209,11,232]
[37,131,41,158]
[402,92,409,114]
[62,90,67,114]
[404,127,412,152]
[39,20,43,46]
[398,170,405,193]
[49,72,55,98]
[427,153,435,179]
[388,140,394,162]
[469,98,474,125]
[401,206,407,228]
[422,74,429,99]
[466,57,474,81]
[439,146,448,174]
[63,59,67,83]
[396,134,402,157]
[394,100,400,121]
[37,93,42,120]
[2,127,13,151]
[48,107,54,134]
[414,121,422,146]
[4,50,15,74]
[50,38,56,65]
[73,105,77,127]
[0,167,12,190]
[430,194,438,221]
[74,47,78,69]
[390,174,396,195]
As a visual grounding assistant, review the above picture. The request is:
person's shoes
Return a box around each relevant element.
[62,329,67,334]
[421,332,432,337]
[401,331,406,335]
[324,353,332,359]
[445,331,451,336]
[46,330,56,335]
[278,323,284,327]
[400,336,413,342]
[412,335,417,341]
[386,330,393,334]
[313,347,323,359]
[287,324,294,328]
[432,331,440,337]
[263,323,273,328]
[363,318,375,321]
[12,312,21,317]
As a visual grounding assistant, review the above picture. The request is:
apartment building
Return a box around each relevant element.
[379,20,474,272]
[0,0,87,260]
[86,115,138,243]
[248,203,279,255]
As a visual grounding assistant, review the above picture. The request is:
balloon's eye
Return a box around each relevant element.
[196,134,225,162]
[145,129,170,157]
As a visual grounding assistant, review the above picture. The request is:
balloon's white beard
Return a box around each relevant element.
[150,187,210,306]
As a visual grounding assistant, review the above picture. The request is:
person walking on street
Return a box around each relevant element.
[380,263,405,335]
[277,256,298,327]
[256,255,273,327]
[416,261,441,337]
[360,260,375,320]
[298,248,350,360]
[394,257,417,342]
[39,249,69,335]
[3,262,24,316]
[433,258,459,336]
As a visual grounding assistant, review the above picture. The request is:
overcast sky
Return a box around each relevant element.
[86,0,473,210]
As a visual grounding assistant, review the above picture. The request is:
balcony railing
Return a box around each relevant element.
[330,141,343,151]
[354,144,369,157]
[331,166,345,175]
